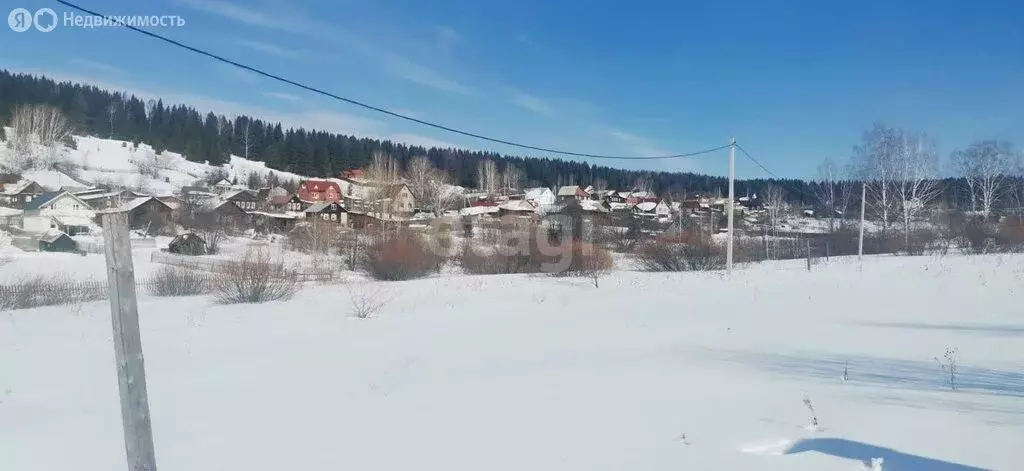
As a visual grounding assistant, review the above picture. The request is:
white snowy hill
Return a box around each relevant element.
[0,133,305,195]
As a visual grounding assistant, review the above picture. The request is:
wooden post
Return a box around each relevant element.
[726,137,735,275]
[101,211,158,471]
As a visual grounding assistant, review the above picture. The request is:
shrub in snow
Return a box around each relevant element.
[346,282,391,319]
[636,233,725,272]
[0,275,105,311]
[147,266,211,297]
[934,347,959,390]
[212,249,300,304]
[364,234,441,281]
[802,395,821,431]
[995,219,1024,252]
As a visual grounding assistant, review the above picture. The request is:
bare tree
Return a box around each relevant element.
[762,184,786,258]
[894,132,943,250]
[501,163,525,195]
[814,158,843,232]
[242,118,252,160]
[364,151,401,220]
[953,140,1018,218]
[407,156,434,202]
[632,177,653,195]
[476,159,500,195]
[6,104,74,171]
[854,124,901,233]
[145,99,157,133]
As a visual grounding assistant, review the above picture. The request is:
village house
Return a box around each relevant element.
[298,179,342,203]
[197,198,249,229]
[498,199,537,218]
[168,233,207,255]
[22,191,94,216]
[221,189,261,211]
[0,180,47,209]
[212,179,233,194]
[271,194,312,213]
[633,200,671,219]
[524,187,556,207]
[122,197,175,235]
[249,211,299,233]
[156,194,185,211]
[557,185,589,202]
[0,173,20,192]
[304,201,348,225]
[75,188,132,209]
[49,215,94,236]
[38,229,77,253]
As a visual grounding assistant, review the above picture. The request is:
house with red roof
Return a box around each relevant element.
[297,179,342,203]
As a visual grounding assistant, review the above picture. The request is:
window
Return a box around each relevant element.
[321,213,329,221]
[26,195,32,202]
[331,213,337,221]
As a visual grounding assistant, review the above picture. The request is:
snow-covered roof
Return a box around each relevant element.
[2,180,37,195]
[249,211,299,220]
[524,187,551,198]
[78,191,123,201]
[498,200,537,212]
[557,186,580,196]
[630,191,655,199]
[39,228,69,244]
[609,202,630,211]
[51,215,95,227]
[215,179,232,186]
[635,202,658,212]
[121,196,167,212]
[0,207,23,217]
[580,200,609,213]
[21,170,85,192]
[459,205,500,217]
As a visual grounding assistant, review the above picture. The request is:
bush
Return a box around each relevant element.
[460,227,614,276]
[0,275,106,310]
[212,249,300,304]
[364,234,441,281]
[147,266,210,297]
[995,219,1024,252]
[636,235,725,272]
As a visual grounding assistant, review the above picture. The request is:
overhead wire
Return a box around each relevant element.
[54,0,730,161]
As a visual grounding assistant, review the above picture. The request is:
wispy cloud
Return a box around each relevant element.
[235,39,305,58]
[263,91,302,102]
[512,91,556,116]
[177,0,475,95]
[435,26,459,51]
[69,59,122,74]
[606,127,672,157]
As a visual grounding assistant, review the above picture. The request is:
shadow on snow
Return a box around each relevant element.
[856,321,1024,338]
[785,437,990,471]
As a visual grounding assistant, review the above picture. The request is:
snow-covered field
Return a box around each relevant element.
[1,254,1022,470]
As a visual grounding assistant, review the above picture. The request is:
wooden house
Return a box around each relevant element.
[221,189,261,211]
[168,233,207,255]
[123,197,175,235]
[1,180,47,209]
[304,201,348,225]
[38,229,77,253]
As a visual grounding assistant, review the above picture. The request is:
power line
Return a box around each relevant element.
[54,0,730,162]
[735,143,819,201]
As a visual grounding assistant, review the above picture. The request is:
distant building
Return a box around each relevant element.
[298,179,342,203]
[168,233,207,255]
[1,180,47,209]
[38,229,77,253]
[304,201,348,225]
[557,186,588,202]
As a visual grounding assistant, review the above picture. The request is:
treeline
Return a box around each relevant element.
[0,70,819,200]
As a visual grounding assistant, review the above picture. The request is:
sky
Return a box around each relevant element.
[2,0,1023,179]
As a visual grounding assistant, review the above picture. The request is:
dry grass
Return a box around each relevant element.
[148,266,211,297]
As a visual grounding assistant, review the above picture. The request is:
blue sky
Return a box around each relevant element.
[3,0,1023,178]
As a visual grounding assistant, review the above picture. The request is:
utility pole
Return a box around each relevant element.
[858,182,866,262]
[727,137,736,275]
[101,211,158,471]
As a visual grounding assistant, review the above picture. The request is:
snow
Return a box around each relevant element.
[0,254,1022,470]
[1,136,306,197]
[459,205,500,216]
[635,201,658,211]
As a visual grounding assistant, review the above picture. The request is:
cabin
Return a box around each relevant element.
[168,233,207,255]
[38,229,77,253]
[557,186,588,202]
[498,199,537,218]
[304,201,348,225]
[123,197,174,235]
[1,180,47,209]
[272,194,312,213]
[372,183,416,218]
[197,198,249,229]
[221,189,261,211]
[250,211,300,233]
[0,173,21,192]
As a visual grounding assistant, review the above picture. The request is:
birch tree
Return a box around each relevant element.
[894,132,942,249]
[501,163,524,195]
[6,104,74,171]
[814,158,843,232]
[365,151,401,219]
[853,124,901,233]
[476,159,500,195]
[953,140,1018,218]
[762,184,786,258]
